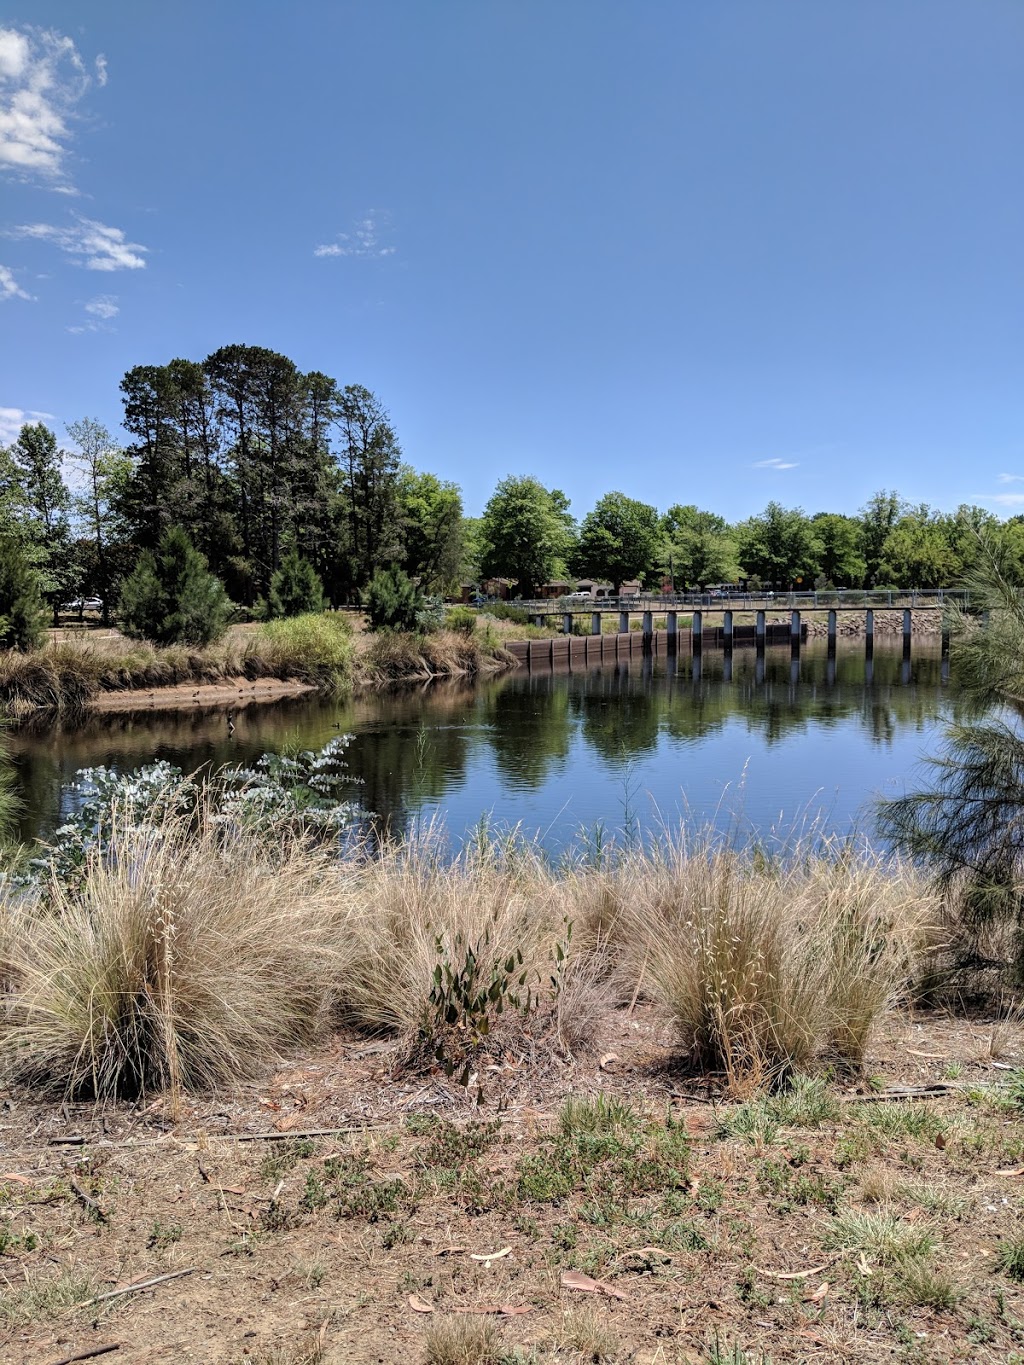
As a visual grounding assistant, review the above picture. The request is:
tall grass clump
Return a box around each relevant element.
[614,837,934,1088]
[0,810,358,1097]
[361,628,513,682]
[338,833,554,1038]
[246,611,355,691]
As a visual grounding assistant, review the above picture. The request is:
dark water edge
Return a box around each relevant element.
[6,639,951,854]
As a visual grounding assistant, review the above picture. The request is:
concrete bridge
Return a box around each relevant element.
[505,602,951,673]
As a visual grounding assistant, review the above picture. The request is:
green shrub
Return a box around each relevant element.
[119,527,231,645]
[0,538,46,651]
[268,549,325,619]
[364,567,423,632]
[249,612,354,689]
[445,606,478,636]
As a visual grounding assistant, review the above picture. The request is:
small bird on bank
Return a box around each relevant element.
[226,709,235,735]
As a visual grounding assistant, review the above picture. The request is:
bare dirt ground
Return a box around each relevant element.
[3,1006,1024,1365]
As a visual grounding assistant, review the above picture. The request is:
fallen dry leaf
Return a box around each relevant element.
[996,1166,1024,1177]
[273,1113,302,1132]
[470,1246,511,1265]
[435,1246,467,1257]
[807,1281,830,1303]
[857,1253,873,1277]
[408,1294,434,1314]
[935,1132,947,1150]
[1,1173,31,1186]
[599,1052,619,1070]
[561,1269,627,1301]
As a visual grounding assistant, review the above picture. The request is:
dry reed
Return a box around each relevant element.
[0,808,360,1097]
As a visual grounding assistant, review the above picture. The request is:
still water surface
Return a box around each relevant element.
[7,640,951,852]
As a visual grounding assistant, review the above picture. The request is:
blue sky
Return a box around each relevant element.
[1,1,1021,520]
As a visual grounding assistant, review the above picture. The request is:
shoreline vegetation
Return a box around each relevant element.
[0,611,516,717]
[0,605,939,718]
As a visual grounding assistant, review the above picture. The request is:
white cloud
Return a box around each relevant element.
[0,406,54,444]
[997,473,1024,485]
[753,457,798,470]
[315,212,396,259]
[12,217,147,271]
[0,26,102,184]
[986,493,1024,509]
[84,293,118,319]
[0,263,31,300]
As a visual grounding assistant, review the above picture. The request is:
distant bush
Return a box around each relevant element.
[415,595,446,633]
[119,527,231,646]
[479,601,530,626]
[445,606,478,636]
[364,567,423,632]
[268,550,325,619]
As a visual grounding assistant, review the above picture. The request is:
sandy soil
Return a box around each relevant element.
[3,1007,1023,1365]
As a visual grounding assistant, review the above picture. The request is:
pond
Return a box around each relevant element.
[6,638,951,854]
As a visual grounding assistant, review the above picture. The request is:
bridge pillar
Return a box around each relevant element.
[642,610,653,638]
[903,608,912,658]
[692,609,703,651]
[827,609,837,654]
[666,611,678,651]
[619,610,629,634]
[562,613,572,635]
[723,610,733,648]
[866,608,874,659]
[591,612,601,636]
[791,609,801,653]
[755,610,765,648]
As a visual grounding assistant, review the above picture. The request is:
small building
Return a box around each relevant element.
[459,578,516,603]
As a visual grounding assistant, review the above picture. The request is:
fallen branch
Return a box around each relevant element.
[47,1345,120,1365]
[70,1178,108,1224]
[230,1125,382,1143]
[80,1266,197,1307]
[843,1084,961,1104]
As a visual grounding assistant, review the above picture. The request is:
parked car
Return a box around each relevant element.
[64,597,104,613]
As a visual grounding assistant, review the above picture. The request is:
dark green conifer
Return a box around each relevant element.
[119,527,231,645]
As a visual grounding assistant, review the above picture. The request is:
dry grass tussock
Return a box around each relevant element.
[358,627,514,682]
[0,807,361,1098]
[0,811,940,1098]
[608,841,938,1087]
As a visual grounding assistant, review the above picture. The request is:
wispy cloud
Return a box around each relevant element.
[84,293,118,319]
[986,492,1024,509]
[315,212,396,259]
[0,405,54,444]
[0,263,32,301]
[67,293,118,333]
[997,473,1024,485]
[753,457,799,470]
[12,217,147,271]
[0,25,106,186]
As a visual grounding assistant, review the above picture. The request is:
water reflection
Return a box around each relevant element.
[8,640,950,849]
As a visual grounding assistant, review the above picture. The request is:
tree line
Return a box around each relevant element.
[472,481,1024,598]
[1,341,1020,649]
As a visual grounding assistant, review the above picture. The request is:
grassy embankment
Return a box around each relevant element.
[2,818,1024,1360]
[0,611,515,714]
